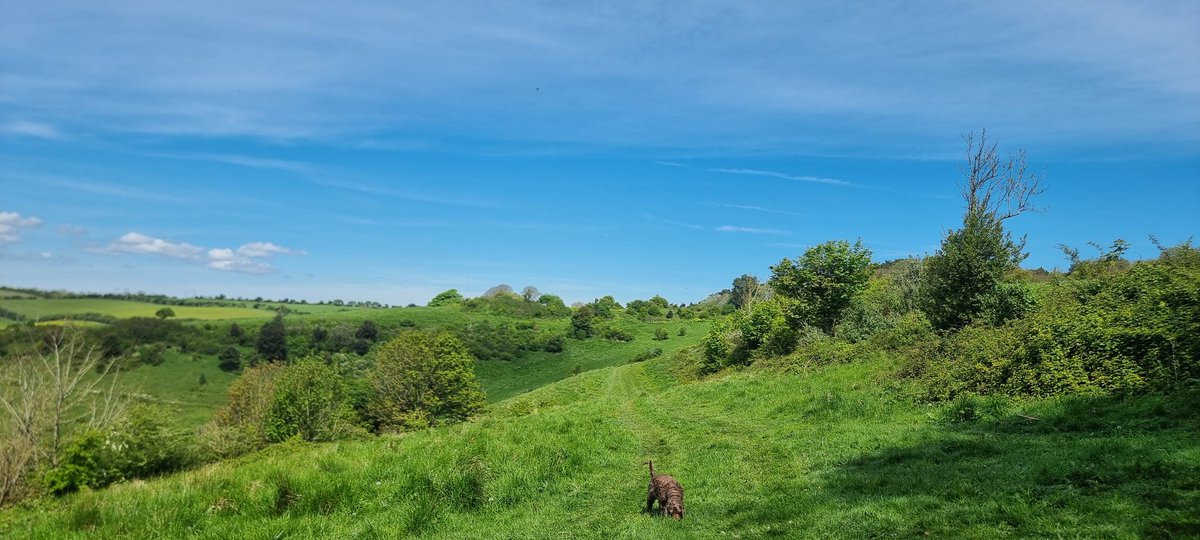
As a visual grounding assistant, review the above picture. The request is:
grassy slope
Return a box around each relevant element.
[0,299,271,321]
[4,353,1195,539]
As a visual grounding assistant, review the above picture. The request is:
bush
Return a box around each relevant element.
[569,305,597,339]
[218,346,242,372]
[601,326,634,342]
[211,364,283,449]
[265,358,361,442]
[630,348,663,363]
[901,243,1200,400]
[42,406,189,495]
[255,314,288,363]
[367,330,486,432]
[653,327,669,341]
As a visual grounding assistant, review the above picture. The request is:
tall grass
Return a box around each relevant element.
[3,351,1195,538]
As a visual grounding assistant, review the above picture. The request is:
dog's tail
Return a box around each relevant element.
[645,460,655,478]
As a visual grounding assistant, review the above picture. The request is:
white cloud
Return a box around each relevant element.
[715,225,787,235]
[94,232,303,274]
[237,242,304,257]
[207,258,274,274]
[99,232,204,259]
[0,121,60,139]
[0,211,44,244]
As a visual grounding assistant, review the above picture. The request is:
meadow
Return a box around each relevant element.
[0,298,271,322]
[2,351,1194,539]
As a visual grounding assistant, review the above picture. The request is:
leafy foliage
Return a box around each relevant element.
[264,358,360,442]
[367,330,486,432]
[769,240,873,333]
[427,289,464,307]
[920,211,1025,330]
[255,314,288,363]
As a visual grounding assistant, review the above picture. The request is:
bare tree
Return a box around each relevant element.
[521,286,542,302]
[959,129,1046,222]
[0,328,127,504]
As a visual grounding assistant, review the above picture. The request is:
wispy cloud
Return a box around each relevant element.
[91,232,304,274]
[56,224,89,237]
[310,177,497,208]
[707,202,804,217]
[33,177,185,203]
[645,214,788,235]
[144,152,311,173]
[715,225,787,235]
[0,121,60,139]
[642,213,705,230]
[0,211,43,244]
[2,2,1195,153]
[708,168,851,186]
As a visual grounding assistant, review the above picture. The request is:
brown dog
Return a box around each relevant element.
[645,460,684,520]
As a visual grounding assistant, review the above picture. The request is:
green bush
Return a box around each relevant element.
[902,243,1200,400]
[43,406,189,495]
[367,330,486,432]
[653,327,669,341]
[265,358,361,442]
[218,346,241,371]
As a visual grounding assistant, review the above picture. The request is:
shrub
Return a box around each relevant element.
[265,358,361,442]
[255,314,288,362]
[211,364,283,449]
[601,326,634,342]
[630,348,663,363]
[569,305,597,339]
[217,346,241,372]
[769,240,873,333]
[653,327,669,341]
[42,406,189,495]
[367,330,486,432]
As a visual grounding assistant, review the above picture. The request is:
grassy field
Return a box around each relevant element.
[0,298,272,321]
[114,350,243,429]
[3,351,1195,538]
[0,289,39,299]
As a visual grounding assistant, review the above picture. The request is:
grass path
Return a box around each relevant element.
[3,354,1197,538]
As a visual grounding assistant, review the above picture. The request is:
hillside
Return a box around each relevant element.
[3,350,1195,539]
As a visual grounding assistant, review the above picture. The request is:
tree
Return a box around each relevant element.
[921,131,1042,330]
[427,289,464,307]
[730,274,761,310]
[521,286,541,302]
[569,305,597,339]
[957,129,1045,222]
[255,314,288,363]
[154,307,175,320]
[229,323,244,342]
[356,320,379,342]
[0,329,126,504]
[482,284,514,298]
[769,240,873,333]
[589,296,621,318]
[367,330,486,431]
[920,212,1025,330]
[265,358,358,442]
[218,346,241,372]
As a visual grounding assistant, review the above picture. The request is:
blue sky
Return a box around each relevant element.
[2,1,1198,305]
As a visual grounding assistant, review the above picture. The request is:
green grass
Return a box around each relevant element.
[476,318,708,402]
[0,299,271,321]
[4,351,1195,538]
[0,288,39,299]
[114,350,242,430]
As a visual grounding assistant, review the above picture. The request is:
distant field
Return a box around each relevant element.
[0,298,272,321]
[0,288,39,299]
